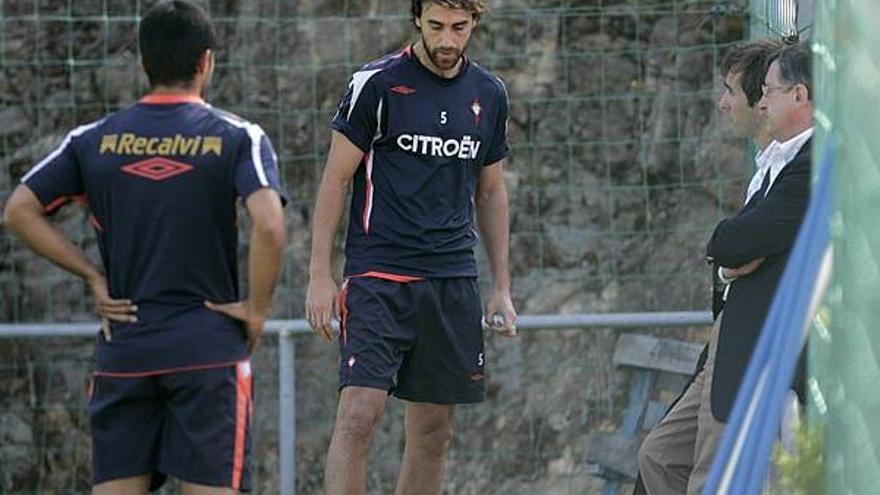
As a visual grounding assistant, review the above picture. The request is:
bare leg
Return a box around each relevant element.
[394,402,455,495]
[92,475,151,495]
[324,386,389,495]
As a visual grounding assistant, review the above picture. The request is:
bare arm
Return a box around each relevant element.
[3,185,136,338]
[206,187,286,352]
[244,188,287,316]
[475,160,517,335]
[5,185,101,281]
[305,130,365,341]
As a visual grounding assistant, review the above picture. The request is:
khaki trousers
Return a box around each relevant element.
[637,314,726,495]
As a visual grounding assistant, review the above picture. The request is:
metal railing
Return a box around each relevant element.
[0,311,712,495]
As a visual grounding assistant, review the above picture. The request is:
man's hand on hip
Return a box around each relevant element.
[87,274,137,343]
[204,300,267,353]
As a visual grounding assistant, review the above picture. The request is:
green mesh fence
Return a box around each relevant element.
[0,1,752,493]
[0,0,751,321]
[809,0,880,492]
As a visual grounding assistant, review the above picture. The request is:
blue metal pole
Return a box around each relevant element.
[0,311,712,338]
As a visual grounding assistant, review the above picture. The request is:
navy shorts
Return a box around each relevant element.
[88,361,253,492]
[338,276,485,404]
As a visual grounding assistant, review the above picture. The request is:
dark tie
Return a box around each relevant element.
[749,168,773,207]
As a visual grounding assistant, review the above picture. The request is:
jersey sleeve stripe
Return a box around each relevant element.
[362,150,375,234]
[346,68,383,120]
[361,98,384,234]
[21,119,104,183]
[218,114,271,187]
[245,124,269,187]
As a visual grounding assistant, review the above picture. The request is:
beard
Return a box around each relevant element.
[423,39,464,70]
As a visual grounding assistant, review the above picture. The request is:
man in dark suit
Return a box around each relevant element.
[633,39,781,495]
[635,42,813,495]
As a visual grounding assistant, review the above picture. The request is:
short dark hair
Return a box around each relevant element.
[411,0,486,23]
[771,42,813,100]
[720,39,783,107]
[139,0,216,87]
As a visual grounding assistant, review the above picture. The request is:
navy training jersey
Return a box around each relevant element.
[331,45,510,278]
[21,93,285,374]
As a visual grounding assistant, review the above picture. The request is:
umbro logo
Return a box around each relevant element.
[121,158,194,181]
[390,85,416,95]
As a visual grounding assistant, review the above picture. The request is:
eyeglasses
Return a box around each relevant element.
[761,84,794,96]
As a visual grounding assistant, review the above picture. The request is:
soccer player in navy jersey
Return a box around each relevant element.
[3,1,286,494]
[305,0,516,493]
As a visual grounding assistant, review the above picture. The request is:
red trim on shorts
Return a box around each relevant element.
[349,271,424,283]
[232,360,252,490]
[139,93,205,105]
[93,360,242,378]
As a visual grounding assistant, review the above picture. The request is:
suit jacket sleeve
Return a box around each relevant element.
[706,156,811,268]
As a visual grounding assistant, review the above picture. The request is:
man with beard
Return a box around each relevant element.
[3,2,286,493]
[305,1,516,493]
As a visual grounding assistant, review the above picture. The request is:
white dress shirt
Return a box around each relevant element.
[743,144,775,205]
[743,127,814,205]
